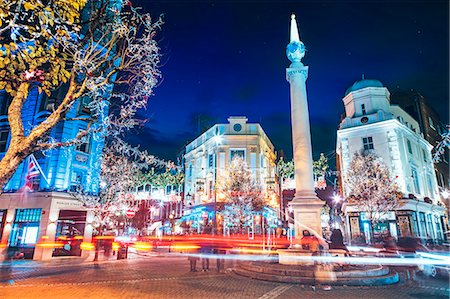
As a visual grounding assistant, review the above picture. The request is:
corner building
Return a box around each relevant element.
[336,79,446,244]
[183,117,279,235]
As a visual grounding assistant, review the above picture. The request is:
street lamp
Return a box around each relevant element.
[185,192,192,206]
[332,192,342,205]
[213,131,222,236]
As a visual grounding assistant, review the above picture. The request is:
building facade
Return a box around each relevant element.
[183,116,279,235]
[336,79,446,244]
[0,85,104,260]
[390,90,449,209]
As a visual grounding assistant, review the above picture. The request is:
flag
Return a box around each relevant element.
[26,157,40,179]
[23,154,48,192]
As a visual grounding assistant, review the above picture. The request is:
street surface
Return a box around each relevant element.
[1,253,449,299]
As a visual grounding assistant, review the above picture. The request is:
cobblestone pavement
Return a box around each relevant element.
[1,254,449,299]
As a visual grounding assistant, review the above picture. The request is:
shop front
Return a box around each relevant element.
[346,211,398,244]
[8,208,42,259]
[0,192,94,261]
[52,210,87,257]
[345,199,446,245]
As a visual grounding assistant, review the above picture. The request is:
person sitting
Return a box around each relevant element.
[300,230,320,252]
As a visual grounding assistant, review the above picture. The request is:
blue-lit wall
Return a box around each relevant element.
[0,86,105,194]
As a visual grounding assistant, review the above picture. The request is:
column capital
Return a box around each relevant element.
[286,65,309,83]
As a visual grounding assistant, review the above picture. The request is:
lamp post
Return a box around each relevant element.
[213,131,222,236]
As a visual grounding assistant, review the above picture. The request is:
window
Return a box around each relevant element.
[411,167,421,194]
[0,129,8,152]
[230,149,245,160]
[438,171,444,187]
[39,93,54,111]
[78,97,91,115]
[426,174,434,197]
[407,139,412,154]
[208,154,214,168]
[219,152,225,168]
[422,149,427,163]
[250,153,257,169]
[428,117,435,130]
[0,92,11,116]
[188,164,192,177]
[70,171,84,191]
[75,134,90,154]
[362,137,374,150]
[361,104,366,115]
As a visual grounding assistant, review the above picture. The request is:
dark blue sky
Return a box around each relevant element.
[128,1,449,163]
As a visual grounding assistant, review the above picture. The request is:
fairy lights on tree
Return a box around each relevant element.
[433,125,449,163]
[344,150,403,239]
[0,0,163,189]
[218,156,263,234]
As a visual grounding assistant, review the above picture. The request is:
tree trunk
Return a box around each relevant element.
[0,147,31,191]
[0,83,30,191]
[0,80,79,191]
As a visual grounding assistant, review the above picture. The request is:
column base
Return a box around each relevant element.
[289,195,324,241]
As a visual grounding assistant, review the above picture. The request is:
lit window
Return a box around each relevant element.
[362,137,374,150]
[0,129,8,152]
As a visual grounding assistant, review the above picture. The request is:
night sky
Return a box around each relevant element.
[127,1,449,164]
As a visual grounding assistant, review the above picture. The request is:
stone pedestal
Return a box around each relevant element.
[290,198,324,240]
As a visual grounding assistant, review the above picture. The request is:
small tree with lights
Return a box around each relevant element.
[218,156,263,235]
[345,150,403,243]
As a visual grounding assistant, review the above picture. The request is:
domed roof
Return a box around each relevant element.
[345,79,384,96]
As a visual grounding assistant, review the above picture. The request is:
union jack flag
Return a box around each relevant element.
[23,154,48,192]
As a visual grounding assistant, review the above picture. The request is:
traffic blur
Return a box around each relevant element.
[32,234,449,279]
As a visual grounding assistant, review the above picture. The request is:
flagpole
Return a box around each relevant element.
[30,154,49,184]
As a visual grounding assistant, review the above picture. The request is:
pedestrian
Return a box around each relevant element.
[188,238,200,272]
[188,253,199,272]
[329,229,348,251]
[201,244,211,271]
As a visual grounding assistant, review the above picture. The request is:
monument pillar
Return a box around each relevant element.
[286,14,323,240]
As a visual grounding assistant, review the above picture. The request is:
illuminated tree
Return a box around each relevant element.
[74,147,143,235]
[276,157,294,190]
[433,125,449,163]
[218,156,263,234]
[345,151,402,240]
[0,0,162,189]
[313,153,329,177]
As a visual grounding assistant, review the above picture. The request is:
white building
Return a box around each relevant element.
[183,116,279,234]
[336,79,446,244]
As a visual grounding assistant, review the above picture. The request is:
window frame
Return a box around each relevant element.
[362,136,374,150]
[0,129,9,152]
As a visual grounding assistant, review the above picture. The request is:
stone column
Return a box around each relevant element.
[286,14,324,240]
